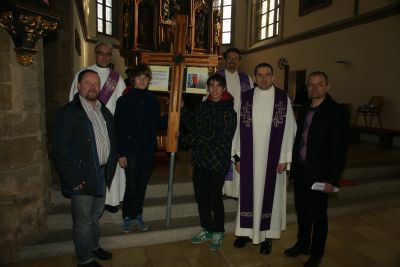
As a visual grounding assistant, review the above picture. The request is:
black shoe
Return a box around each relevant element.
[93,247,112,260]
[233,236,251,248]
[259,239,272,255]
[77,261,102,267]
[304,256,322,267]
[105,205,119,213]
[284,243,310,257]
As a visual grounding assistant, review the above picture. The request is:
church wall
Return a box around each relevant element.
[358,0,399,14]
[282,0,398,38]
[0,29,51,262]
[72,1,86,75]
[240,15,400,130]
[72,0,127,79]
[232,0,249,49]
[44,0,75,142]
[283,0,354,38]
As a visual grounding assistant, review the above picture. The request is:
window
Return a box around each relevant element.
[259,0,280,40]
[213,0,233,45]
[97,0,113,35]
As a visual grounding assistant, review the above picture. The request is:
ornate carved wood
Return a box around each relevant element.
[136,15,218,153]
[121,0,221,57]
[0,0,61,66]
[119,1,222,153]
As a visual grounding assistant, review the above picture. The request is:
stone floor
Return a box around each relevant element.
[6,142,400,267]
[4,207,400,267]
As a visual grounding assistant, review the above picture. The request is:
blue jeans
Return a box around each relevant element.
[122,157,154,219]
[71,191,105,264]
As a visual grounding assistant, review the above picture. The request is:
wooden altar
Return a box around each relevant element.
[120,0,222,60]
[119,0,222,153]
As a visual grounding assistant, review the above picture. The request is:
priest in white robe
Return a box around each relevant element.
[233,63,296,254]
[69,42,126,211]
[216,48,253,198]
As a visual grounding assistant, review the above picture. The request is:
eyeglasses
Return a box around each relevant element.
[226,57,239,62]
[96,51,112,57]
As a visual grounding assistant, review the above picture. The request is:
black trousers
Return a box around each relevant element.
[122,157,154,219]
[193,166,226,233]
[294,165,328,258]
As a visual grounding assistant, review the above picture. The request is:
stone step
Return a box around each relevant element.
[16,190,400,262]
[50,162,400,207]
[47,175,400,232]
[342,162,400,180]
[50,179,195,206]
[26,161,399,263]
[47,197,238,231]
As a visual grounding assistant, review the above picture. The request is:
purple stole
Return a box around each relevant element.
[239,87,288,230]
[216,69,252,95]
[98,69,119,105]
[216,69,252,181]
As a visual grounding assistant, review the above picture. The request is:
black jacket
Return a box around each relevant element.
[52,93,117,197]
[291,94,349,187]
[114,88,167,158]
[180,96,237,175]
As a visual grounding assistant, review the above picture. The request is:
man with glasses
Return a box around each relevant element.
[216,48,254,198]
[69,41,126,213]
[285,71,349,267]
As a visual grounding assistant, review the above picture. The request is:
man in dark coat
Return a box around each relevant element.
[285,71,349,267]
[53,69,117,267]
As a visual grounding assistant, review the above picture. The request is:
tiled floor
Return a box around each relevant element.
[5,207,400,267]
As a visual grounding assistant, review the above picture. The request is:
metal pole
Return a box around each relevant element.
[165,152,175,227]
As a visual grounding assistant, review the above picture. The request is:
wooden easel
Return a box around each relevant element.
[140,14,218,153]
[139,14,218,226]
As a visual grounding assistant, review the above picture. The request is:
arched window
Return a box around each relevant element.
[259,0,280,40]
[213,0,233,45]
[97,0,113,35]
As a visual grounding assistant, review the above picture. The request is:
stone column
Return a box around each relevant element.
[0,28,51,262]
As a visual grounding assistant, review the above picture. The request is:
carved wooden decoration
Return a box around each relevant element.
[192,0,210,52]
[120,0,219,57]
[119,0,221,152]
[0,1,60,66]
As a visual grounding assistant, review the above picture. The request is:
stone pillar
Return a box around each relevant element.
[0,28,51,263]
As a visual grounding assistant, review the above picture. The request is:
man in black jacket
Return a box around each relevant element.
[53,70,117,267]
[285,71,349,267]
[114,64,167,233]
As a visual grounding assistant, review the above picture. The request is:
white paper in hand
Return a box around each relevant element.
[311,182,339,193]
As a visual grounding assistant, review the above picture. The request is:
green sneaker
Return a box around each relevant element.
[209,232,224,251]
[191,229,212,244]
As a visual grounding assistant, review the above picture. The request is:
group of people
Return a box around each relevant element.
[182,48,349,267]
[53,42,166,267]
[52,42,349,267]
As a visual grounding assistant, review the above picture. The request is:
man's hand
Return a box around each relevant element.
[323,182,335,193]
[235,161,240,173]
[119,156,128,168]
[73,181,86,191]
[276,163,287,174]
